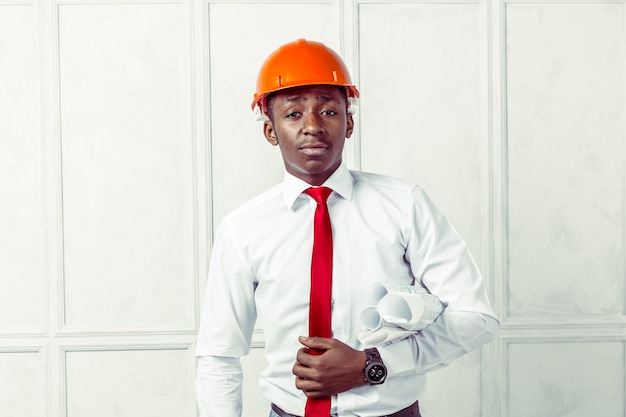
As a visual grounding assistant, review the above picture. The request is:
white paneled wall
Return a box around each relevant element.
[58,2,196,332]
[506,2,625,317]
[503,3,626,417]
[0,1,624,417]
[0,3,46,336]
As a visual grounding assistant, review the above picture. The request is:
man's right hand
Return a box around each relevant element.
[292,336,367,398]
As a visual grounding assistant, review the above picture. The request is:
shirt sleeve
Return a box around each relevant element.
[195,219,258,417]
[196,356,243,417]
[379,186,500,377]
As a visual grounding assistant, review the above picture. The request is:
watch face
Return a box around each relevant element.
[367,364,386,382]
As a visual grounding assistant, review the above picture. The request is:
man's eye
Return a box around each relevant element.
[285,112,301,119]
[322,110,337,116]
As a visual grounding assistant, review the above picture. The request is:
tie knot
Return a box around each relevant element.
[305,186,333,204]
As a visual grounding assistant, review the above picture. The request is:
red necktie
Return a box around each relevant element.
[304,187,333,417]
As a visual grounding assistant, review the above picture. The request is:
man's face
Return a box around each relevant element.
[264,85,354,186]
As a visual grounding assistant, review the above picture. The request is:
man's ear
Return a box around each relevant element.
[345,113,354,139]
[264,120,278,146]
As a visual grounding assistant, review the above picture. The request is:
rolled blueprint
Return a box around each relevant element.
[357,283,444,345]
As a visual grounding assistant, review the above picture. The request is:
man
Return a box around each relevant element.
[196,39,499,417]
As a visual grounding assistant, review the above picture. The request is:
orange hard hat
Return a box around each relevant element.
[251,39,359,114]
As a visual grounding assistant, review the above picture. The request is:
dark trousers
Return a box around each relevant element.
[269,400,421,417]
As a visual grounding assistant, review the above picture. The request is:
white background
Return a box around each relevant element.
[0,0,625,416]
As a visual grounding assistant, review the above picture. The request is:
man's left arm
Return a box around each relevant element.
[377,310,499,377]
[378,186,499,377]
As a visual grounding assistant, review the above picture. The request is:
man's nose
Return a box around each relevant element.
[303,112,324,134]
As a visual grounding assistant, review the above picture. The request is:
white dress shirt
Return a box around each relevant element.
[196,162,499,417]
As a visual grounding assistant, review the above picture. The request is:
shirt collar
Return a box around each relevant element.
[282,162,354,209]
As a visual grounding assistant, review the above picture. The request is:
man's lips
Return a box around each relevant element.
[300,143,329,156]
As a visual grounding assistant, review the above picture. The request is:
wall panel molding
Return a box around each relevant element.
[504,0,626,318]
[501,2,626,414]
[0,1,48,336]
[54,1,198,333]
[505,340,625,416]
[0,1,204,415]
[0,346,48,416]
[486,2,508,416]
[504,0,624,3]
[60,342,196,417]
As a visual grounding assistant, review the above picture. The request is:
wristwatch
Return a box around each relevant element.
[363,347,387,385]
